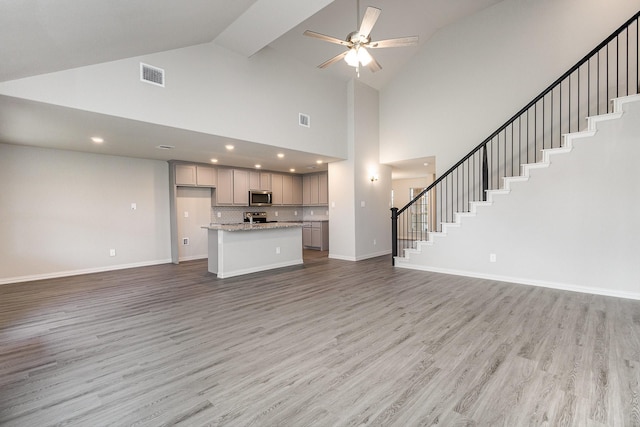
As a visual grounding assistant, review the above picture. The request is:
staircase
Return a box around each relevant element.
[390,11,640,300]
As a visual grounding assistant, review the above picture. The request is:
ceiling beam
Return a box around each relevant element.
[214,0,335,57]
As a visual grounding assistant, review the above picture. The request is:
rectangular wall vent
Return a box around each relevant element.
[140,63,165,87]
[299,113,310,128]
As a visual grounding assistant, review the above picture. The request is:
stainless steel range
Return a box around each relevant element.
[243,211,269,223]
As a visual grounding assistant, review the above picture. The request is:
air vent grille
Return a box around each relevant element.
[299,113,310,128]
[140,63,164,87]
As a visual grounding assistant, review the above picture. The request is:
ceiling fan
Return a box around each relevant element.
[303,0,418,75]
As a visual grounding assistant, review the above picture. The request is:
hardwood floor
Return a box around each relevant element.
[1,254,639,426]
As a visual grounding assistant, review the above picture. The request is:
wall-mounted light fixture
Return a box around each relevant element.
[370,173,379,182]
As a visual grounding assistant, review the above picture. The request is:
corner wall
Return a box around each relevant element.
[0,144,171,284]
[329,80,392,261]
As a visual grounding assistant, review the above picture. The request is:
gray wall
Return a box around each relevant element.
[0,43,348,160]
[399,97,640,300]
[380,0,640,174]
[0,144,171,284]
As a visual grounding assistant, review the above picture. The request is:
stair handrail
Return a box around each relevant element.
[391,10,640,263]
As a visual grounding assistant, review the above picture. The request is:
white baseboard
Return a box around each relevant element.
[329,250,391,262]
[178,255,208,262]
[395,262,640,301]
[216,259,303,279]
[0,259,173,286]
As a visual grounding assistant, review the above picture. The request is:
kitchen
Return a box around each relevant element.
[170,161,329,277]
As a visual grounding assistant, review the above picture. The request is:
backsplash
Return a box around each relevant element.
[211,205,329,224]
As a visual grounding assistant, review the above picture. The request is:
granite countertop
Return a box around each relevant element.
[202,222,303,232]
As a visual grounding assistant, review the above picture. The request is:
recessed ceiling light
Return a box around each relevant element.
[289,168,296,172]
[255,164,261,169]
[225,144,234,150]
[316,160,322,164]
[423,162,430,166]
[91,137,104,144]
[277,153,285,158]
[210,158,218,163]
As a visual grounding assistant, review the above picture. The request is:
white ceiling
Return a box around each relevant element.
[0,0,503,176]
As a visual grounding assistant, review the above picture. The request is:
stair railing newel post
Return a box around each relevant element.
[482,143,489,201]
[391,207,398,265]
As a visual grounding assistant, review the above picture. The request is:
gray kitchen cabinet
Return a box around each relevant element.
[175,164,217,187]
[175,164,197,186]
[249,171,271,190]
[233,169,249,205]
[302,172,327,206]
[282,175,293,205]
[271,173,302,206]
[302,221,329,250]
[292,175,303,205]
[318,172,328,205]
[271,174,283,204]
[196,166,217,187]
[216,169,234,205]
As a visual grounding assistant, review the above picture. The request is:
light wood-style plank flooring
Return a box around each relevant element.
[1,252,639,426]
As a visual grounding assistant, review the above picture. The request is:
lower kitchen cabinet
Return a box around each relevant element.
[302,221,329,250]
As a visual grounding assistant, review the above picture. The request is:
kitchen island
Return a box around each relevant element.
[202,222,303,278]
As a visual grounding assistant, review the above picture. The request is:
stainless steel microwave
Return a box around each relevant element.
[249,190,272,206]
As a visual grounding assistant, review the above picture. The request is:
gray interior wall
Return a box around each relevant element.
[0,144,171,284]
[401,97,640,299]
[380,0,640,174]
[0,43,348,160]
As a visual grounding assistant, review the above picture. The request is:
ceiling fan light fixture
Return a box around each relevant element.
[357,47,372,66]
[344,48,359,67]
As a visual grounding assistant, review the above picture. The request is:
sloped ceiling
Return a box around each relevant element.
[0,0,504,174]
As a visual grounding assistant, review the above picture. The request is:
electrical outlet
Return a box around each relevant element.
[489,253,497,263]
[310,210,314,215]
[130,202,137,210]
[374,239,377,245]
[217,212,221,218]
[361,201,366,208]
[294,211,298,216]
[275,211,279,217]
[276,247,281,254]
[183,237,190,245]
[184,211,189,218]
[109,249,116,257]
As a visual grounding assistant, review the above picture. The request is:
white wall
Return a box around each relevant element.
[0,144,171,284]
[0,43,348,159]
[399,96,640,300]
[380,0,640,174]
[329,80,392,261]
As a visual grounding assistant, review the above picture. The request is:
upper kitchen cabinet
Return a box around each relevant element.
[215,168,249,206]
[174,163,217,187]
[272,173,303,206]
[249,172,271,191]
[196,166,217,187]
[215,168,234,205]
[303,172,328,206]
[175,164,197,186]
[233,169,249,205]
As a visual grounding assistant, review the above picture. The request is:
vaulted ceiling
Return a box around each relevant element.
[0,0,503,175]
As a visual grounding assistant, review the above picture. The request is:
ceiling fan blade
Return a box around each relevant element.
[304,30,351,47]
[359,7,381,38]
[318,51,349,69]
[367,57,382,73]
[368,36,419,49]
